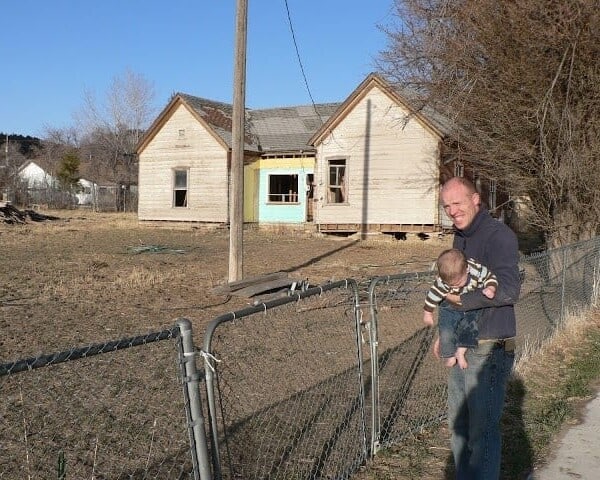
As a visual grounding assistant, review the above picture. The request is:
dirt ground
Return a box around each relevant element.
[1,211,451,361]
[4,212,597,480]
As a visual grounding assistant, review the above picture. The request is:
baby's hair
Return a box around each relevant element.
[437,248,468,284]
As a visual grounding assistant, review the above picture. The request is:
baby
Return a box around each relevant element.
[423,248,497,369]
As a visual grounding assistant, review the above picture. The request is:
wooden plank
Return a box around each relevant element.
[230,276,295,298]
[211,271,289,295]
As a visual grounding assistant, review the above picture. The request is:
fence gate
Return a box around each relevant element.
[200,280,369,480]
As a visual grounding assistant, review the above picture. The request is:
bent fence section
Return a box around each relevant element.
[200,280,368,480]
[2,238,600,479]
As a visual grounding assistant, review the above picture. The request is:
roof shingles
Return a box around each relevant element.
[173,74,450,154]
[178,93,340,154]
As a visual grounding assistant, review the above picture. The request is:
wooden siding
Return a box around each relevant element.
[138,105,229,222]
[314,87,440,228]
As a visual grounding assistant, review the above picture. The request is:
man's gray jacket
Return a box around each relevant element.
[452,208,520,340]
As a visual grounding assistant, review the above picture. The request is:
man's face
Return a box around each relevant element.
[441,181,480,230]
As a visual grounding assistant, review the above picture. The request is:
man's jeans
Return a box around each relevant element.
[447,341,515,480]
[438,302,480,358]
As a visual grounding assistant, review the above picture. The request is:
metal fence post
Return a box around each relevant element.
[177,318,212,480]
[367,278,381,456]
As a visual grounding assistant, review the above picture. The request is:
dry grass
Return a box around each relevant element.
[1,209,452,479]
[515,307,595,378]
[507,309,600,477]
[1,209,449,359]
[114,265,172,289]
[8,211,598,479]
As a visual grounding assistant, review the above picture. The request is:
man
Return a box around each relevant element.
[436,176,520,479]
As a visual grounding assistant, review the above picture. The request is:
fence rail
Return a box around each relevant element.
[2,237,600,479]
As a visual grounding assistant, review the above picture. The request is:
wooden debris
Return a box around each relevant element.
[211,271,302,298]
[126,244,186,255]
[0,202,60,224]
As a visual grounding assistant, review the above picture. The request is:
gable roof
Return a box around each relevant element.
[138,73,451,156]
[137,93,340,156]
[18,158,55,176]
[177,94,250,150]
[308,72,451,146]
[18,160,48,175]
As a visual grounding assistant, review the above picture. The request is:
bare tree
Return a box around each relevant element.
[1,140,27,202]
[379,0,600,247]
[75,69,156,208]
[40,127,80,170]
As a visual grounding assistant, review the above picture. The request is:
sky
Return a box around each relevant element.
[1,0,396,138]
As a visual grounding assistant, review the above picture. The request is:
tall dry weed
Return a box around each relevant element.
[114,265,170,289]
[515,307,595,377]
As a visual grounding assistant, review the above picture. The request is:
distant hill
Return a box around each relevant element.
[0,133,42,158]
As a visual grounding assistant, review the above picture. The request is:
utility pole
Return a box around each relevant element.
[3,134,9,202]
[228,0,248,282]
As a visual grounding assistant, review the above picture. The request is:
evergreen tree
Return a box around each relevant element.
[57,151,80,191]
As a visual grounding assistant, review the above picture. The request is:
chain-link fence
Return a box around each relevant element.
[198,237,600,478]
[3,238,600,480]
[0,320,209,479]
[12,183,138,212]
[200,280,368,480]
[14,183,77,209]
[366,271,445,452]
[517,238,600,350]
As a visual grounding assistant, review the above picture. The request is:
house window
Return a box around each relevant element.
[178,129,186,139]
[173,169,188,207]
[327,159,347,204]
[454,161,464,177]
[268,174,299,203]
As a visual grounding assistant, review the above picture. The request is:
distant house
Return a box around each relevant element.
[16,160,76,208]
[74,178,97,206]
[18,161,57,189]
[19,161,90,205]
[136,73,455,234]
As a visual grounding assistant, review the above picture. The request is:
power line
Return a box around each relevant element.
[283,1,351,151]
[283,0,322,122]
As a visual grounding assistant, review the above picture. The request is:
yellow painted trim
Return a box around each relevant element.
[255,157,315,169]
[243,164,258,221]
